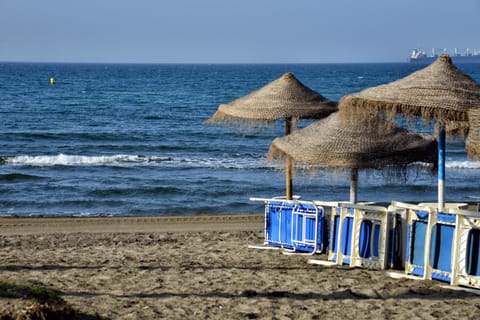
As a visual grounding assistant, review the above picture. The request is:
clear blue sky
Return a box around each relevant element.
[1,0,479,63]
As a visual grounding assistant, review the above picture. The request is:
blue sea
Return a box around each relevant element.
[1,62,479,216]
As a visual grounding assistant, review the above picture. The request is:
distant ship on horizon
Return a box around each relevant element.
[409,48,480,63]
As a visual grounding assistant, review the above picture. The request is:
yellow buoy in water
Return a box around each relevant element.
[50,77,56,85]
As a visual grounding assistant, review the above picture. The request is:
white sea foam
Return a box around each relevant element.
[446,160,480,170]
[3,153,272,170]
[5,154,153,166]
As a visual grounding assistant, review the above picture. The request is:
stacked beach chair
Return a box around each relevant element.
[450,207,480,288]
[251,197,480,291]
[250,197,328,254]
[250,197,391,270]
[389,201,480,289]
[327,202,390,269]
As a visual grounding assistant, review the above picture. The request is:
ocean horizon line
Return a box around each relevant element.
[0,60,408,66]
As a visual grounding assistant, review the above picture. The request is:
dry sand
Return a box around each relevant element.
[1,213,480,319]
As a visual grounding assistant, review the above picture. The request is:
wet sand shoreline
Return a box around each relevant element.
[0,213,264,235]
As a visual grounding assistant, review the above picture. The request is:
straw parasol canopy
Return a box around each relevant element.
[268,111,437,203]
[341,55,480,135]
[205,72,337,126]
[466,108,480,159]
[339,54,480,211]
[205,72,337,200]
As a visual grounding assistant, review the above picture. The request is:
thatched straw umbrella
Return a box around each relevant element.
[206,72,337,199]
[341,55,480,211]
[467,108,480,159]
[268,111,437,203]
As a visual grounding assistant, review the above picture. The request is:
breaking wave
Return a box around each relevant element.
[445,160,480,170]
[0,153,273,170]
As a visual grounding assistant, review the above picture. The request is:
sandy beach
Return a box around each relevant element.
[1,214,480,319]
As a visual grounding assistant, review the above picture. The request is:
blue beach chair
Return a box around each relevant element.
[250,197,327,254]
[265,200,295,249]
[391,201,480,286]
[395,201,456,282]
[449,208,480,289]
[328,203,390,269]
[386,204,408,270]
[290,202,326,253]
[392,201,436,280]
[328,205,354,265]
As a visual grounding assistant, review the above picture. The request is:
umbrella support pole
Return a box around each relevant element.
[286,156,293,200]
[285,117,293,200]
[438,126,445,212]
[350,168,358,204]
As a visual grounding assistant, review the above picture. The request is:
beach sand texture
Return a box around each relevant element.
[1,214,480,319]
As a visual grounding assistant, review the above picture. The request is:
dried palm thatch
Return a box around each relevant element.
[340,55,480,136]
[205,72,337,128]
[205,72,337,200]
[466,108,480,159]
[268,111,437,170]
[268,111,437,203]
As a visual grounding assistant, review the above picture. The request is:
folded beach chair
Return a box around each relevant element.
[386,204,409,270]
[289,202,326,253]
[328,204,353,264]
[448,208,480,289]
[249,197,327,254]
[392,201,456,282]
[265,200,295,250]
[391,202,435,280]
[327,202,390,269]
